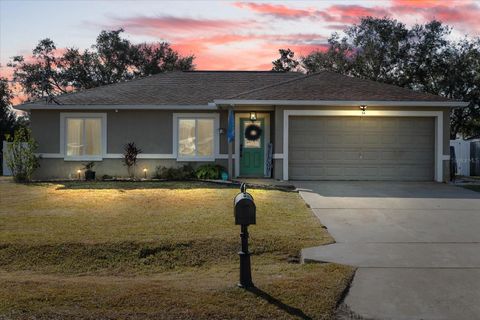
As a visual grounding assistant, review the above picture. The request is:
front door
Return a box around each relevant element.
[240,118,265,176]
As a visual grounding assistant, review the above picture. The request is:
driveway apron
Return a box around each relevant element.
[297,181,480,320]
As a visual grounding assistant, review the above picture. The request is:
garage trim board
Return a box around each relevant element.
[282,110,444,182]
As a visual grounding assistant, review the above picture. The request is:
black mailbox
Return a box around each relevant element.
[234,187,256,225]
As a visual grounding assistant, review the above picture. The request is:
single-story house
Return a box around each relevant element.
[16,71,468,182]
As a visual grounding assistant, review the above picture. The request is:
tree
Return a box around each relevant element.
[10,29,195,101]
[300,17,480,139]
[9,39,66,102]
[5,127,40,182]
[301,33,354,75]
[0,77,29,173]
[0,78,18,140]
[272,48,299,72]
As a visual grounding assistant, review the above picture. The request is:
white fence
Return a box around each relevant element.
[450,139,480,176]
[2,141,12,176]
[450,140,471,176]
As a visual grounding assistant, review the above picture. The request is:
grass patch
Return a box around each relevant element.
[462,185,480,193]
[0,177,353,319]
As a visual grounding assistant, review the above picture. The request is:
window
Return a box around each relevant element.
[174,114,218,160]
[61,113,105,160]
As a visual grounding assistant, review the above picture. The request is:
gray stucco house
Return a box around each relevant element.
[16,71,467,182]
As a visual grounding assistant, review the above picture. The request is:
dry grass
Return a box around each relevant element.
[0,177,353,319]
[462,185,480,193]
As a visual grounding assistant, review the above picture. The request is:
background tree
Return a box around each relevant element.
[272,48,299,72]
[10,29,195,102]
[1,77,28,172]
[296,17,480,139]
[1,78,18,140]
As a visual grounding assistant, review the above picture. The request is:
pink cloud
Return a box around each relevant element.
[390,0,480,33]
[234,2,389,24]
[326,5,390,23]
[111,15,258,36]
[171,33,328,69]
[107,13,329,70]
[233,2,315,19]
[234,1,480,34]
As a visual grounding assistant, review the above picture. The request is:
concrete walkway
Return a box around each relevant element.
[296,181,480,320]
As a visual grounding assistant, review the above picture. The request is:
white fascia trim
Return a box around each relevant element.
[283,109,445,183]
[214,99,468,108]
[60,112,107,161]
[104,153,176,159]
[216,154,236,160]
[172,112,220,162]
[39,153,235,160]
[16,104,217,111]
[35,153,64,158]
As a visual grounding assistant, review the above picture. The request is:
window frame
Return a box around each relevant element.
[173,113,219,162]
[60,112,107,161]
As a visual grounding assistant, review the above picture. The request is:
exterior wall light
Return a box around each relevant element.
[143,168,148,179]
[77,169,82,180]
[219,128,226,134]
[250,112,257,121]
[360,105,367,114]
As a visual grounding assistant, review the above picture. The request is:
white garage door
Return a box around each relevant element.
[288,116,435,180]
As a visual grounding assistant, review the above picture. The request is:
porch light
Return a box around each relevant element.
[143,168,148,179]
[77,169,81,180]
[359,105,367,114]
[250,112,257,121]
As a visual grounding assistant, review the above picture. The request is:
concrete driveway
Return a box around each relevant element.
[296,181,480,320]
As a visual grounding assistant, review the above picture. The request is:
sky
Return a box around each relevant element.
[1,0,480,104]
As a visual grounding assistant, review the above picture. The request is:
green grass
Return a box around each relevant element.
[0,177,353,319]
[462,185,480,193]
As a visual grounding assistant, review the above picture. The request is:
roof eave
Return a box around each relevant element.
[14,104,218,111]
[213,99,469,108]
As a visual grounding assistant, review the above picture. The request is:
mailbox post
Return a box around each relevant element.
[234,183,256,288]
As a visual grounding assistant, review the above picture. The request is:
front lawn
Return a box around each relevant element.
[0,177,353,319]
[462,184,480,193]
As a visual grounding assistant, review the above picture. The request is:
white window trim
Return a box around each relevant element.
[172,113,220,162]
[60,112,107,161]
[283,110,444,182]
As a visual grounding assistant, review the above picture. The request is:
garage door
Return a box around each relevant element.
[288,116,435,181]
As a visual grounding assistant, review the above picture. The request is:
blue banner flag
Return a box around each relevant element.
[227,109,235,143]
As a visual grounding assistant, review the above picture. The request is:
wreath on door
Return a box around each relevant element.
[245,124,262,141]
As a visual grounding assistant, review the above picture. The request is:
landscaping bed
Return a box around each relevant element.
[0,177,353,319]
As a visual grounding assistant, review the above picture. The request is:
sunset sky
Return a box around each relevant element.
[1,0,480,104]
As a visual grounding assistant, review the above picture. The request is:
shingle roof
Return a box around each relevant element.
[24,71,303,106]
[20,70,457,109]
[228,71,450,102]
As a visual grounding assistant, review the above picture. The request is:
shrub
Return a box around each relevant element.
[5,127,40,183]
[154,164,195,180]
[195,164,224,180]
[123,142,142,178]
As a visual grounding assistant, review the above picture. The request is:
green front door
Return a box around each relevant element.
[240,118,265,177]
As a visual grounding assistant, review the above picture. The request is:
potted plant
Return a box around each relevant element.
[83,161,96,181]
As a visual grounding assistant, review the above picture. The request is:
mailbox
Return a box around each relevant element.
[234,187,256,226]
